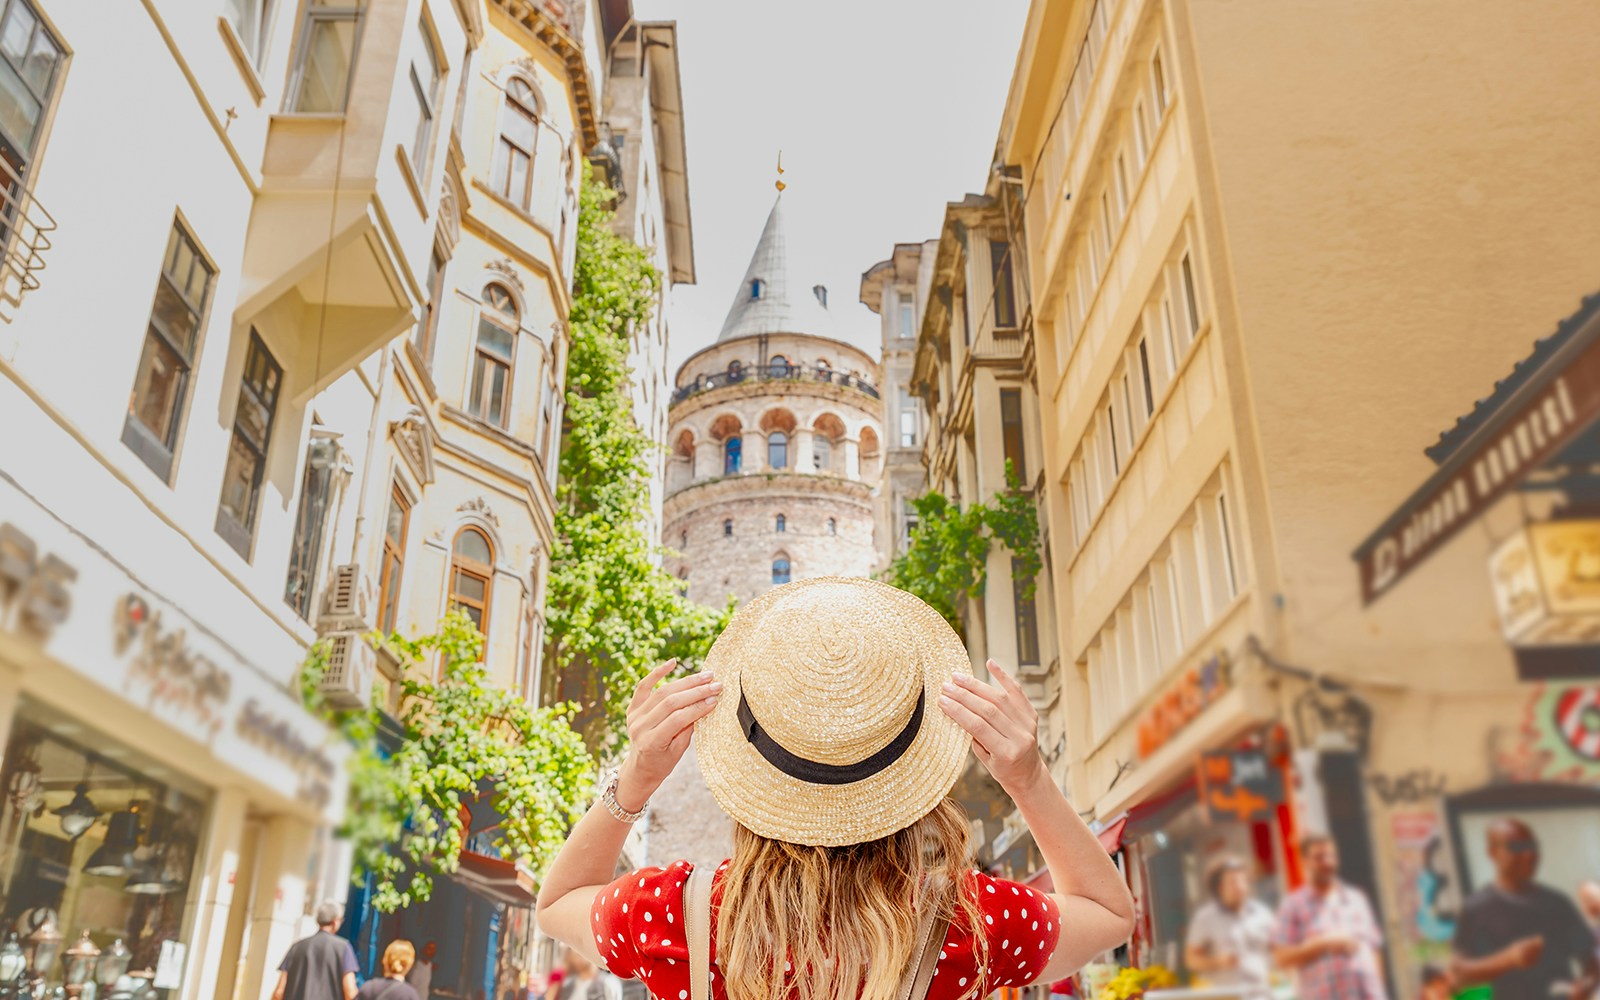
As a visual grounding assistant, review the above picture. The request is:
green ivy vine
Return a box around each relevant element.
[884,461,1041,636]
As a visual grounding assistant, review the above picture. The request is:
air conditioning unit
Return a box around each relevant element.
[317,563,373,634]
[319,631,374,709]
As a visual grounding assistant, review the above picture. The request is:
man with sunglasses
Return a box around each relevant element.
[1452,819,1599,1000]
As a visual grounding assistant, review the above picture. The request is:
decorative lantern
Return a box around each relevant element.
[84,811,142,878]
[61,931,99,999]
[0,934,28,997]
[93,941,129,991]
[25,921,63,990]
[52,782,100,841]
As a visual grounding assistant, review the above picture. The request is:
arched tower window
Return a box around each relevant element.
[750,278,763,300]
[775,514,786,533]
[450,527,494,637]
[470,283,519,427]
[680,530,688,548]
[726,360,744,383]
[723,519,733,537]
[827,518,837,536]
[767,431,788,469]
[768,355,790,379]
[772,556,791,585]
[812,435,832,471]
[724,436,742,474]
[493,77,541,210]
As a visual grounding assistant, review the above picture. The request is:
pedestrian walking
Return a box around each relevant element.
[356,942,422,1000]
[1271,834,1388,1000]
[1184,856,1275,1000]
[271,901,359,1000]
[405,941,436,1000]
[550,949,620,1000]
[1451,819,1598,1000]
[534,578,1136,1000]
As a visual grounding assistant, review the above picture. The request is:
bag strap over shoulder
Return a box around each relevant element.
[684,866,716,1000]
[895,873,951,1000]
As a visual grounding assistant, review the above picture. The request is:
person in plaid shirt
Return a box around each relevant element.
[1272,835,1389,1000]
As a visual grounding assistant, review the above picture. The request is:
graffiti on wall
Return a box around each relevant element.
[1491,682,1600,783]
[1390,810,1457,967]
[1370,768,1448,806]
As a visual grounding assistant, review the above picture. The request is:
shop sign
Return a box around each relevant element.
[0,522,76,637]
[115,593,234,737]
[1490,520,1600,646]
[1136,652,1231,760]
[1357,333,1600,604]
[235,700,337,808]
[1197,749,1284,823]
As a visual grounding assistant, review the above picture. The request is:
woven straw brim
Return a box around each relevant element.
[695,577,973,847]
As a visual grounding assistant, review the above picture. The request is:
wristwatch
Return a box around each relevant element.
[600,771,648,824]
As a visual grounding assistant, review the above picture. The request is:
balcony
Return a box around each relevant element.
[671,361,881,407]
[0,156,56,313]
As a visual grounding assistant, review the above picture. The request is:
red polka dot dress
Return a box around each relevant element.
[590,860,1061,999]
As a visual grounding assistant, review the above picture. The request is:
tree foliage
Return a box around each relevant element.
[302,613,593,912]
[884,462,1041,636]
[545,168,730,739]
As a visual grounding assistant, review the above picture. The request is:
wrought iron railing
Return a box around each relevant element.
[671,362,881,406]
[0,156,55,304]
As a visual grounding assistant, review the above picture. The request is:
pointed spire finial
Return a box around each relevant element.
[775,150,787,193]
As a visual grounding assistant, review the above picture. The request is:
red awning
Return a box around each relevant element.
[1095,815,1129,854]
[453,851,537,906]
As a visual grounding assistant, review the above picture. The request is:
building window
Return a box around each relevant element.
[813,434,832,471]
[775,514,786,533]
[1180,252,1202,340]
[1137,334,1157,416]
[1012,557,1040,667]
[990,240,1017,330]
[898,388,918,449]
[767,431,788,469]
[723,519,733,538]
[413,246,446,367]
[1152,50,1168,118]
[767,355,790,379]
[223,0,273,67]
[1132,99,1150,166]
[772,557,791,585]
[898,295,916,339]
[449,527,493,636]
[1000,389,1026,483]
[827,517,836,536]
[0,0,63,172]
[727,359,744,382]
[724,436,742,474]
[215,332,283,558]
[283,436,337,620]
[750,278,763,299]
[469,283,517,427]
[287,2,363,113]
[401,19,443,174]
[491,77,541,210]
[123,222,216,481]
[377,483,410,634]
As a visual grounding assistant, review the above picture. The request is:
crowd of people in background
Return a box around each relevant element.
[1179,820,1598,1000]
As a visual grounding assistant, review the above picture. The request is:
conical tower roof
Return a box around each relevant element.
[716,194,835,343]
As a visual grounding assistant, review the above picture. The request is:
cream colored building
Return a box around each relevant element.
[999,0,1600,990]
[0,0,608,998]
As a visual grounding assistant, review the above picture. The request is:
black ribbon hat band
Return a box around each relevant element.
[737,689,926,786]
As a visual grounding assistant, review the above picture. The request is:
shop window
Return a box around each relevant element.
[1011,557,1040,667]
[491,77,541,210]
[990,240,1017,330]
[123,221,216,483]
[283,436,338,620]
[377,483,410,633]
[1000,389,1026,483]
[0,702,207,993]
[0,0,64,174]
[287,1,363,113]
[767,431,788,470]
[215,332,283,559]
[450,527,493,638]
[470,283,517,427]
[772,557,791,585]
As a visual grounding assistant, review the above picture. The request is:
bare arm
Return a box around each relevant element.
[342,972,358,1000]
[271,971,287,1000]
[939,662,1136,981]
[1451,936,1543,988]
[535,662,721,967]
[1184,942,1236,974]
[1273,936,1343,969]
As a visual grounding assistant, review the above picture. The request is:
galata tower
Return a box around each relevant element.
[663,194,885,607]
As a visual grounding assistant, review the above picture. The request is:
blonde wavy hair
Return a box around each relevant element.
[715,797,988,1000]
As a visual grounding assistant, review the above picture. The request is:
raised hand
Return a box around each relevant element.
[616,660,721,808]
[937,659,1045,793]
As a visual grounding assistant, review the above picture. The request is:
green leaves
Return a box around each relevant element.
[883,460,1041,637]
[546,168,729,742]
[301,612,594,913]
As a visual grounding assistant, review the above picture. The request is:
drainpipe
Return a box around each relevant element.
[347,344,395,566]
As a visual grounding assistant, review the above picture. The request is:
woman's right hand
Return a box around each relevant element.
[615,659,721,810]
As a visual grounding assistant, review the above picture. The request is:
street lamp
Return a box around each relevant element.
[60,933,98,1000]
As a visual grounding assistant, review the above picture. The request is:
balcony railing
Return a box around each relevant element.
[0,156,55,306]
[671,362,881,406]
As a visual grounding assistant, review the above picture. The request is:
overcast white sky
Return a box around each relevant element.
[632,0,1031,371]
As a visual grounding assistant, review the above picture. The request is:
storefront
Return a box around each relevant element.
[0,458,346,1000]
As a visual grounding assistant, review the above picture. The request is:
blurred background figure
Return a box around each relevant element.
[1451,819,1598,1000]
[545,950,619,1000]
[406,941,437,1000]
[1272,835,1388,1000]
[273,901,359,1000]
[356,941,421,1000]
[1184,856,1274,999]
[1418,963,1453,1000]
[1580,880,1600,945]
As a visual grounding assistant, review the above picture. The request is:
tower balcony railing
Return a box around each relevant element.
[671,361,880,407]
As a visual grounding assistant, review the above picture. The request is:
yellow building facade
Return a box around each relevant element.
[1000,0,1600,991]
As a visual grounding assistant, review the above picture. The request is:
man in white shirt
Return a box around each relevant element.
[405,941,435,1000]
[1186,856,1276,1000]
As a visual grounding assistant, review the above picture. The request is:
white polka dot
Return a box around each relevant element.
[984,915,993,925]
[667,912,674,923]
[1038,940,1046,949]
[1011,887,1020,895]
[1014,946,1023,956]
[984,884,996,894]
[1046,922,1052,931]
[958,978,967,987]
[644,912,653,922]
[613,889,619,898]
[639,933,647,943]
[661,938,669,945]
[1031,921,1038,930]
[655,887,661,897]
[678,992,687,999]
[1021,908,1028,918]
[1003,909,1009,918]
[622,903,628,913]
[1001,940,1009,949]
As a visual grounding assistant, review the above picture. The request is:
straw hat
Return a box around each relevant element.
[695,576,973,846]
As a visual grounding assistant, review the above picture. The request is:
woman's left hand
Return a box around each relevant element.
[938,660,1046,793]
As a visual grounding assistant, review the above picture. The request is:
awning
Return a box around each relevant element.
[1094,814,1129,854]
[1353,293,1600,603]
[452,851,537,907]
